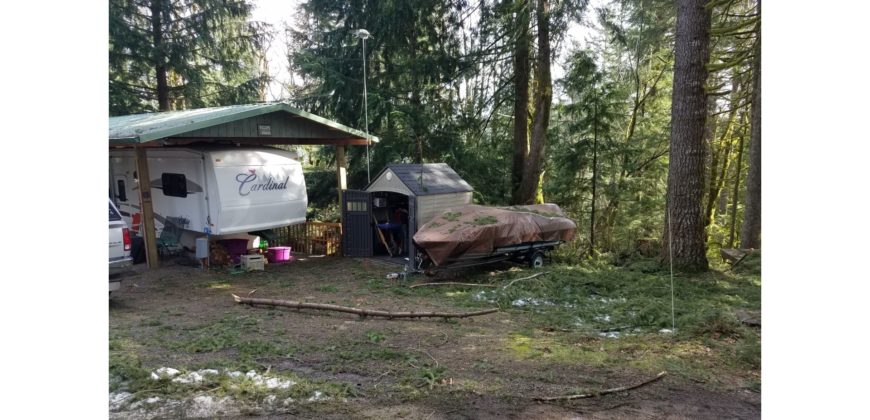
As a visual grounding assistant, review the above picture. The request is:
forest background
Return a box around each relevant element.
[108,0,760,271]
[0,1,867,418]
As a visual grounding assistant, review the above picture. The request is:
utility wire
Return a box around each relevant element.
[668,206,675,332]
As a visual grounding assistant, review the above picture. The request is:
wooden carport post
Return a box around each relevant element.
[135,146,160,268]
[336,145,347,224]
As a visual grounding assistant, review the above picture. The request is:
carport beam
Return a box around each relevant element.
[135,146,160,268]
[336,145,347,222]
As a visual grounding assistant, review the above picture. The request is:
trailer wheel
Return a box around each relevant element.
[529,251,545,268]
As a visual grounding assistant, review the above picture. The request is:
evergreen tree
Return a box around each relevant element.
[510,0,588,204]
[109,0,268,115]
[288,0,468,187]
[661,0,712,271]
[740,0,761,249]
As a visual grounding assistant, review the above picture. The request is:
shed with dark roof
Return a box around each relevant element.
[367,163,473,222]
[341,163,474,261]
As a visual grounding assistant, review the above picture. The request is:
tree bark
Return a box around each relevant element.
[740,2,761,249]
[590,103,598,253]
[511,0,532,203]
[702,96,719,228]
[514,0,552,204]
[661,0,712,272]
[410,27,425,163]
[728,125,745,249]
[150,0,169,111]
[705,77,740,232]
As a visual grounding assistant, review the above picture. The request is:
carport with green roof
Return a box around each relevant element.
[109,103,378,268]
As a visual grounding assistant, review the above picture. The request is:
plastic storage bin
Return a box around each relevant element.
[221,239,249,264]
[240,254,265,271]
[267,246,293,263]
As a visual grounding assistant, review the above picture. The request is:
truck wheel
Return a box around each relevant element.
[529,252,545,268]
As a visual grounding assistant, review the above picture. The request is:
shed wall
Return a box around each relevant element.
[417,192,473,225]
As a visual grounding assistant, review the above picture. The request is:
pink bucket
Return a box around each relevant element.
[267,246,292,263]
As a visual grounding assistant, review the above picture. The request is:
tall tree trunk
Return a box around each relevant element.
[514,0,552,204]
[590,103,598,253]
[511,0,531,203]
[702,96,719,226]
[411,27,425,163]
[740,3,761,249]
[705,78,740,232]
[728,126,745,249]
[661,0,712,272]
[150,0,169,111]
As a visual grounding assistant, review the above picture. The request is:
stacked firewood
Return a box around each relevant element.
[209,242,231,268]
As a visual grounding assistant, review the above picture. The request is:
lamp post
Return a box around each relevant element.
[355,28,372,184]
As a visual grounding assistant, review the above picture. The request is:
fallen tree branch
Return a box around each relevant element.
[504,272,548,289]
[232,294,499,319]
[534,371,667,402]
[409,282,497,289]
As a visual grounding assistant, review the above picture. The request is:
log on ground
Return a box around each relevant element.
[232,294,499,319]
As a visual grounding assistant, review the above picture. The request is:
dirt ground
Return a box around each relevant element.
[109,255,760,419]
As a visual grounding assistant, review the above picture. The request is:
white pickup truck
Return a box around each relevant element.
[109,199,132,294]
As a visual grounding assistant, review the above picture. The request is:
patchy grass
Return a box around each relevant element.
[453,259,760,336]
[415,256,761,385]
[365,330,386,343]
[110,255,760,417]
[317,285,339,293]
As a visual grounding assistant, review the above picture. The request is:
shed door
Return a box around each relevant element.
[342,190,373,257]
[407,195,417,268]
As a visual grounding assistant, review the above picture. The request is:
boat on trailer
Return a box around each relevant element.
[412,204,577,274]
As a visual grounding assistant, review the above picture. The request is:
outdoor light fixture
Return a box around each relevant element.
[354,28,372,184]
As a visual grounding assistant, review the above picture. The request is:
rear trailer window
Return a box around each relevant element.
[109,202,122,221]
[116,179,127,201]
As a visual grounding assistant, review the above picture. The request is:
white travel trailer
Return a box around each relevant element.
[109,146,307,245]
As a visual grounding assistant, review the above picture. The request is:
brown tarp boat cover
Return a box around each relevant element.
[413,204,577,266]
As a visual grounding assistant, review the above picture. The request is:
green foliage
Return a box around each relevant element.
[731,251,761,276]
[464,261,758,335]
[109,0,267,114]
[289,0,468,180]
[317,285,339,293]
[416,365,446,390]
[109,348,149,391]
[544,1,677,256]
[737,334,761,370]
[683,307,744,339]
[108,0,760,264]
[364,330,385,343]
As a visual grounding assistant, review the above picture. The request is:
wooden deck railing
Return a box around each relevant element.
[272,222,342,256]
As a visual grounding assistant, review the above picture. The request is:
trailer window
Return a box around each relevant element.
[161,173,188,198]
[116,179,127,202]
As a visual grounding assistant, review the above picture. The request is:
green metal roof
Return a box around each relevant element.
[109,103,379,145]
